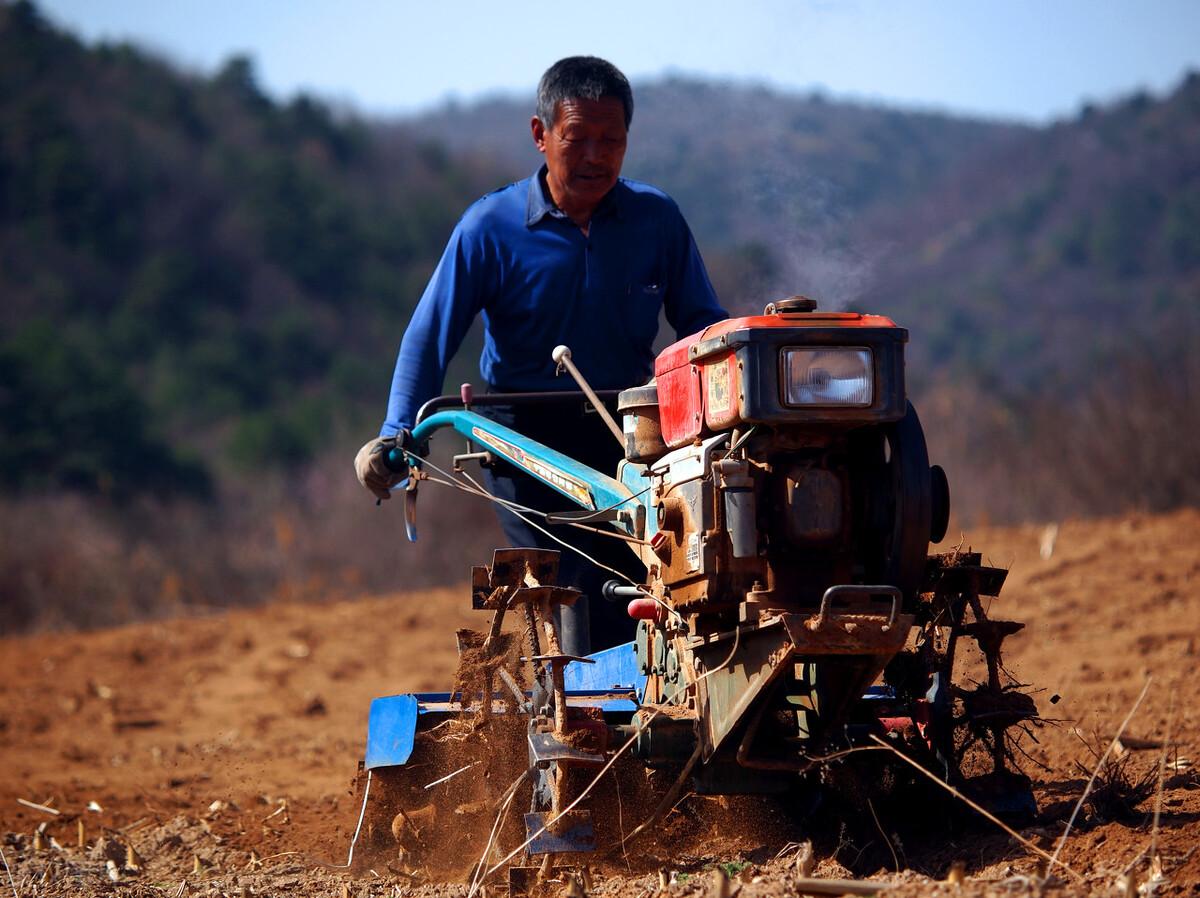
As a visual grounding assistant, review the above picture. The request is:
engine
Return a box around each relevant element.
[616,296,950,630]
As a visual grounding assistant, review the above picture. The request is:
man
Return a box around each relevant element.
[355,56,727,653]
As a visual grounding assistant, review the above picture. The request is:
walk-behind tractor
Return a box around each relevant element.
[350,297,1038,886]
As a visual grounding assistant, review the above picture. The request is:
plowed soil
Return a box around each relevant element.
[2,510,1198,896]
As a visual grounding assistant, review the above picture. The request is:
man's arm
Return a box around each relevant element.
[662,209,728,339]
[381,224,488,436]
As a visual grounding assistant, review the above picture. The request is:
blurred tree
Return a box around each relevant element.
[0,321,210,497]
[0,2,500,488]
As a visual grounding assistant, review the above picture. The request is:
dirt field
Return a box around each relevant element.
[2,509,1197,896]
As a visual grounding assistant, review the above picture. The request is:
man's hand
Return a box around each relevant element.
[354,434,409,501]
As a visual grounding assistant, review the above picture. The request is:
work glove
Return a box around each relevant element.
[354,432,410,501]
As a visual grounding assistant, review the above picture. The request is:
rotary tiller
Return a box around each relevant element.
[351,296,1037,881]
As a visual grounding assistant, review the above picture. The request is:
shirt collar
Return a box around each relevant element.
[525,165,623,227]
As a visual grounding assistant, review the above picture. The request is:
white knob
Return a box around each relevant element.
[551,345,572,364]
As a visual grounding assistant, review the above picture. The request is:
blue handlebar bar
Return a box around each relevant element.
[408,408,635,517]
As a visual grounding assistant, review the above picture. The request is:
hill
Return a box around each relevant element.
[855,76,1200,520]
[860,74,1200,388]
[0,1,507,496]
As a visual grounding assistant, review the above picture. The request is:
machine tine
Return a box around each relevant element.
[524,811,596,854]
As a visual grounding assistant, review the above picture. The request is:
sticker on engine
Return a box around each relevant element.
[471,427,595,509]
[706,361,731,416]
[686,532,701,571]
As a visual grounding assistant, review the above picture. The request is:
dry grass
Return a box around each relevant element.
[0,444,502,635]
[921,310,1200,527]
[1070,730,1159,821]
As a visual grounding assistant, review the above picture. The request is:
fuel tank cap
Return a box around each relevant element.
[764,295,818,314]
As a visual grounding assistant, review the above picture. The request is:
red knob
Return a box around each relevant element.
[627,597,664,623]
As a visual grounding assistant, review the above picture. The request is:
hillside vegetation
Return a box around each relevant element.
[863,75,1200,385]
[2,1,1197,630]
[0,1,503,497]
[857,76,1200,520]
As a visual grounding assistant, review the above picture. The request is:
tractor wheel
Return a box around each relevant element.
[858,401,933,606]
[885,402,933,603]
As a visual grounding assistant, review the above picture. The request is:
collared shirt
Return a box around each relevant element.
[381,166,728,435]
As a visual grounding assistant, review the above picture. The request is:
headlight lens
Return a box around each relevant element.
[783,348,873,406]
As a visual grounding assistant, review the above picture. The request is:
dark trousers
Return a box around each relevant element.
[479,398,642,656]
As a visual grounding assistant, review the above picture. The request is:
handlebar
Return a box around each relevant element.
[602,580,646,602]
[383,446,408,472]
[414,389,623,425]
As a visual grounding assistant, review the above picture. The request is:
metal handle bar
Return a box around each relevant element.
[601,580,647,602]
[414,389,624,426]
[816,585,903,630]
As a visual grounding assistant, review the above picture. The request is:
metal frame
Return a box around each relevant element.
[409,408,636,522]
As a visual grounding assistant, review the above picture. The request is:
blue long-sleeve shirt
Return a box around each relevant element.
[382,167,728,436]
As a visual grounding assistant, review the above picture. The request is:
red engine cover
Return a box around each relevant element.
[654,311,899,448]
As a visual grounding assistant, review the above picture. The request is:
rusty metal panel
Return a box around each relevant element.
[690,610,914,761]
[780,612,912,656]
[691,620,793,760]
[488,548,562,586]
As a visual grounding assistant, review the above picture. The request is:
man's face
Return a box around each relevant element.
[532,96,628,215]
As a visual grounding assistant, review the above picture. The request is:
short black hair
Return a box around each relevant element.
[536,56,633,131]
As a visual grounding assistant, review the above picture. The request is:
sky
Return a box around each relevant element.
[37,0,1200,124]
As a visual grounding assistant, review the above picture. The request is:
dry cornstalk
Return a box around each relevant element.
[564,872,587,898]
[423,761,480,789]
[792,877,890,896]
[794,841,815,877]
[713,869,730,898]
[946,861,965,886]
[16,799,58,817]
[262,801,288,823]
